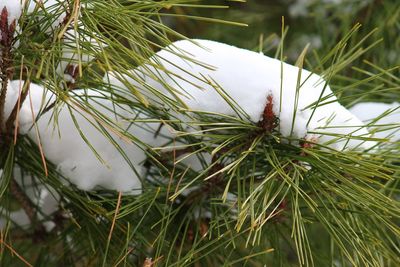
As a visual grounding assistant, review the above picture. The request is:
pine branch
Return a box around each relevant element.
[0,1,399,266]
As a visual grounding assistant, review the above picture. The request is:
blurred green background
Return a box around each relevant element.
[166,0,399,103]
[172,0,399,64]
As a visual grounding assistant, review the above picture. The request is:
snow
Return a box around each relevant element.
[4,80,171,193]
[4,79,208,193]
[0,209,30,230]
[4,80,53,133]
[105,39,373,150]
[350,102,400,141]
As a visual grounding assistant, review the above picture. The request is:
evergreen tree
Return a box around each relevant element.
[0,1,399,266]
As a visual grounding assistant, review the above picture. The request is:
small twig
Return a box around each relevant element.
[65,63,80,89]
[28,89,49,176]
[156,147,194,166]
[0,234,33,267]
[57,0,81,40]
[184,154,226,206]
[9,178,46,240]
[11,61,27,144]
[154,122,164,138]
[41,100,57,115]
[202,154,225,193]
[107,192,123,242]
[113,247,134,267]
[9,179,36,222]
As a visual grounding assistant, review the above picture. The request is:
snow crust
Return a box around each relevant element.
[106,39,372,150]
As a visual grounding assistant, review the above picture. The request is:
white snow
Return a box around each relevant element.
[4,80,171,192]
[0,209,30,230]
[105,39,373,151]
[4,80,53,133]
[350,102,400,141]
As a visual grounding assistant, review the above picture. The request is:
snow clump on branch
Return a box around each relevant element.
[105,39,374,151]
[2,40,376,193]
[4,80,170,193]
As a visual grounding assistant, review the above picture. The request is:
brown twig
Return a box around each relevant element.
[0,7,17,133]
[107,192,123,242]
[8,179,36,222]
[9,178,47,241]
[29,90,49,176]
[154,147,195,167]
[0,235,33,267]
[183,152,226,206]
[113,247,135,267]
